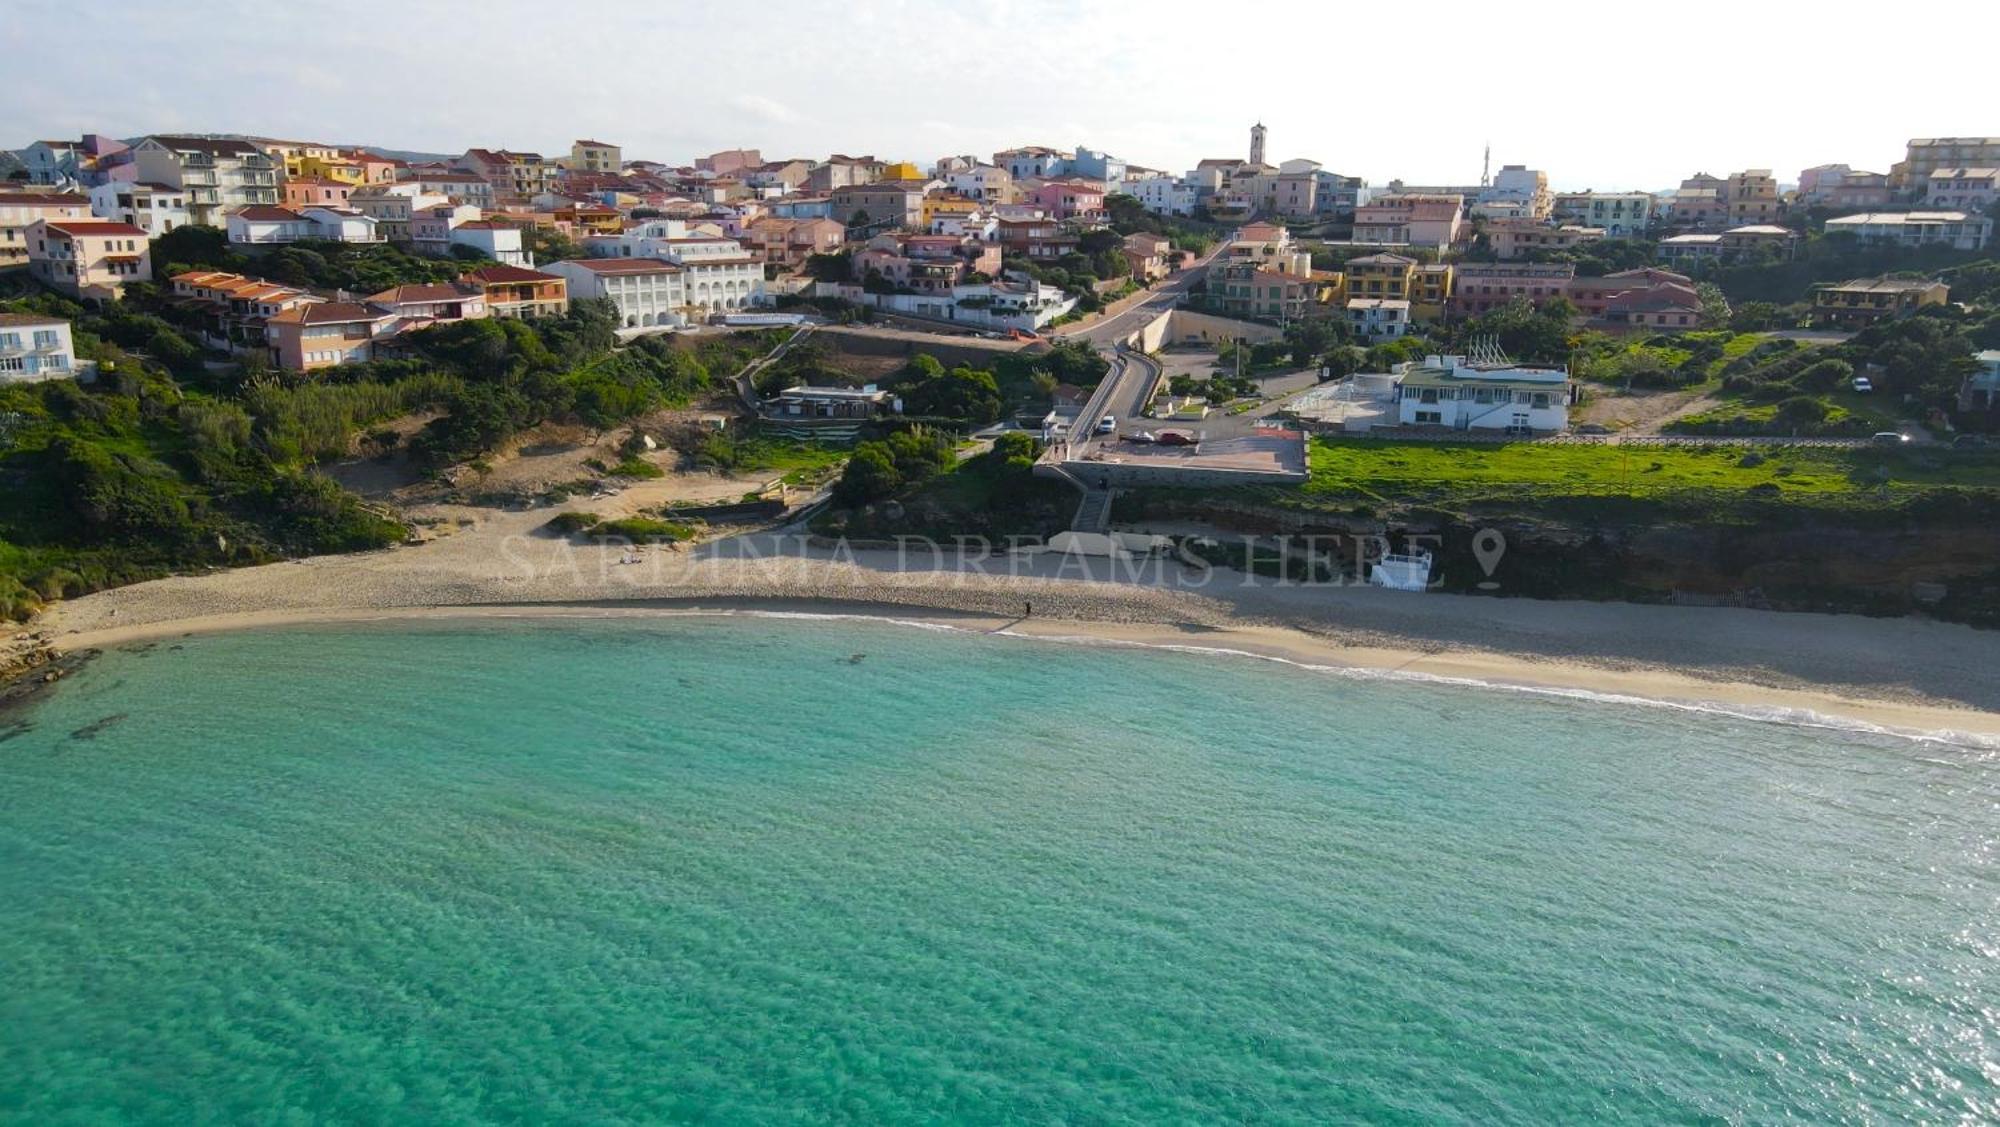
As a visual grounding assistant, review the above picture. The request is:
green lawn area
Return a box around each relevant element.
[1306,437,2000,499]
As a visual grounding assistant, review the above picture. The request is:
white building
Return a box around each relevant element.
[0,313,85,383]
[227,205,381,245]
[1924,169,2000,213]
[399,170,495,209]
[583,220,764,314]
[541,257,688,328]
[1395,354,1572,434]
[446,221,528,266]
[1132,175,1199,216]
[1824,211,1993,251]
[946,164,1013,204]
[88,181,192,239]
[130,136,280,226]
[1346,297,1410,341]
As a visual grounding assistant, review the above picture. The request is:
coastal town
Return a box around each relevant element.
[3,122,2000,656]
[11,2,2000,1118]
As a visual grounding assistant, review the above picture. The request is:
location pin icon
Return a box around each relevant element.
[1472,529,1505,590]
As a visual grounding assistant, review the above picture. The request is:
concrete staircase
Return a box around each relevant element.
[1071,488,1115,533]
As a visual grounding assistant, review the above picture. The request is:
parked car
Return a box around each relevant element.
[1951,433,1987,448]
[1095,414,1117,435]
[1870,431,1910,447]
[1852,376,1874,393]
[1156,430,1197,447]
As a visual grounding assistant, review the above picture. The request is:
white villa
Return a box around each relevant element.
[1395,354,1573,434]
[0,313,85,383]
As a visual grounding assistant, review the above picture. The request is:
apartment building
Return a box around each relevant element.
[20,136,126,185]
[0,191,91,267]
[831,182,931,230]
[1029,179,1107,221]
[26,219,152,300]
[1810,277,1949,328]
[1891,138,2000,192]
[946,164,1014,205]
[540,257,687,327]
[1566,268,1703,329]
[744,217,846,266]
[170,270,322,350]
[0,313,83,383]
[1725,170,1780,226]
[131,136,280,225]
[854,233,1002,295]
[366,283,489,323]
[455,149,555,206]
[570,139,622,174]
[1343,253,1422,302]
[1481,165,1553,219]
[401,170,495,209]
[347,183,439,242]
[1795,165,1893,209]
[1485,220,1606,260]
[1551,192,1653,237]
[1924,168,2000,212]
[1448,262,1577,318]
[1657,225,1800,265]
[266,302,400,371]
[227,206,382,246]
[1824,211,1993,251]
[461,264,570,319]
[1352,194,1464,248]
[255,139,343,179]
[88,182,191,238]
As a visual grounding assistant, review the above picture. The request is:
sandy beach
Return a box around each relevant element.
[30,502,2000,744]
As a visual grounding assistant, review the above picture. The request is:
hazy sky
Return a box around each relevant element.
[6,0,1995,190]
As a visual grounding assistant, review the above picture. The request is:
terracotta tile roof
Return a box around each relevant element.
[269,301,387,326]
[0,192,90,207]
[463,264,563,284]
[233,205,304,222]
[43,220,149,238]
[369,283,480,304]
[565,257,682,275]
[0,312,67,327]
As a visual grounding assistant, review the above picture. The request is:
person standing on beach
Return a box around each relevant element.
[1024,600,1032,619]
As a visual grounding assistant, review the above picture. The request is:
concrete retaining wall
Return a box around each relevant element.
[1122,308,1286,352]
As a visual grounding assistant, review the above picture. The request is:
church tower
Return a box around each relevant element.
[1249,122,1267,167]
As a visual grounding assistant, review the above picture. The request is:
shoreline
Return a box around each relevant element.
[25,503,2000,747]
[48,596,2000,747]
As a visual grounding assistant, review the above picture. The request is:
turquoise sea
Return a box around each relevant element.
[1,614,1996,1124]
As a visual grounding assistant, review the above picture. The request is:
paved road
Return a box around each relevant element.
[1056,240,1228,347]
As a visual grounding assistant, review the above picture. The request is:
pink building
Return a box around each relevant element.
[1353,194,1465,248]
[1448,263,1577,318]
[1030,179,1106,221]
[282,179,353,208]
[265,302,399,371]
[855,233,1002,293]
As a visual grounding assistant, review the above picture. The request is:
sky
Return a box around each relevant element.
[5,0,1996,191]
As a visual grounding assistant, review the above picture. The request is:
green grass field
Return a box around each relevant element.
[1305,438,2000,500]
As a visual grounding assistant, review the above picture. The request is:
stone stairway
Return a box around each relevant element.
[1071,488,1115,533]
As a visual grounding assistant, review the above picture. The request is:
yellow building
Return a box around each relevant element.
[298,154,367,185]
[920,192,981,226]
[1411,263,1454,321]
[882,160,925,181]
[1343,253,1417,300]
[257,140,342,180]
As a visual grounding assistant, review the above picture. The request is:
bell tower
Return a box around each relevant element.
[1249,122,1267,167]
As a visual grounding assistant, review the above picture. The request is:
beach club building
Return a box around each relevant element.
[1394,354,1574,434]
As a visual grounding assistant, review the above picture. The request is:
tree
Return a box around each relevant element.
[834,442,901,504]
[1696,282,1732,327]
